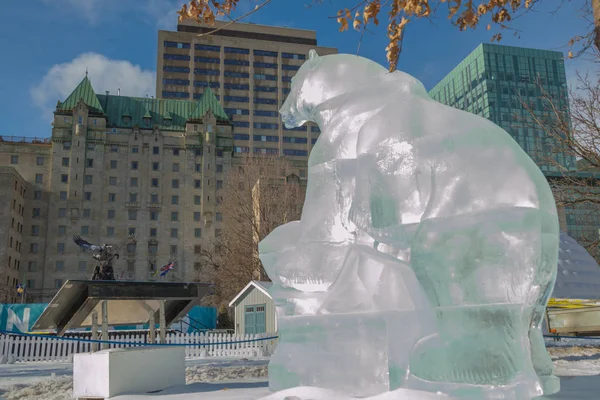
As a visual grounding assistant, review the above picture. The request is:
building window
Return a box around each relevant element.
[30,243,38,254]
[153,146,159,155]
[170,245,177,255]
[151,178,159,187]
[86,158,94,167]
[83,208,91,218]
[84,175,93,184]
[31,225,39,236]
[173,148,180,156]
[109,176,117,185]
[55,279,63,289]
[127,243,137,253]
[36,156,44,165]
[60,174,68,183]
[216,180,223,189]
[62,157,69,167]
[131,146,139,154]
[81,225,89,235]
[84,192,92,201]
[110,160,117,169]
[194,212,201,221]
[10,155,18,164]
[216,212,222,222]
[172,163,180,172]
[79,261,87,272]
[171,228,178,238]
[131,161,138,170]
[152,162,160,171]
[216,164,223,173]
[128,210,138,220]
[149,243,158,255]
[35,174,43,184]
[56,261,64,271]
[172,179,179,189]
[171,212,178,221]
[150,211,159,220]
[34,190,42,200]
[107,227,115,236]
[194,195,201,205]
[130,177,138,187]
[129,192,137,202]
[150,194,159,203]
[150,228,157,237]
[194,228,201,238]
[58,225,66,236]
[57,243,65,253]
[108,193,116,202]
[58,208,66,218]
[194,180,201,189]
[107,209,115,219]
[59,191,67,200]
[28,261,37,272]
[171,195,179,205]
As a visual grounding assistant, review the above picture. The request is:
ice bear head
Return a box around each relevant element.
[279,50,388,128]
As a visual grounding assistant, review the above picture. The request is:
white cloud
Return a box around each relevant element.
[30,53,156,120]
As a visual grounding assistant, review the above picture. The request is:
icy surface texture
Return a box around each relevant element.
[259,50,560,399]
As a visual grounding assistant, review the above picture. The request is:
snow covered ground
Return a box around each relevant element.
[1,344,600,400]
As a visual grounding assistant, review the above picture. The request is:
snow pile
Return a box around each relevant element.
[186,362,268,383]
[0,359,269,400]
[0,376,71,400]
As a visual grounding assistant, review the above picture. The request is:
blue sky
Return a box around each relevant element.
[0,0,593,138]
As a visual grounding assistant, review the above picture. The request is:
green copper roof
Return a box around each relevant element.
[57,76,104,114]
[189,87,230,122]
[95,93,231,131]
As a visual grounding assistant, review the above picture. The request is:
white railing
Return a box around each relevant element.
[0,332,278,363]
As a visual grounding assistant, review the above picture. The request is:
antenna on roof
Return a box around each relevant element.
[106,91,110,96]
[118,88,121,96]
[85,68,88,77]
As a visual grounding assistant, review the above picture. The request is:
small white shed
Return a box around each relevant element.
[229,281,276,335]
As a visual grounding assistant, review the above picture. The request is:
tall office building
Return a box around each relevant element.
[157,20,337,174]
[429,43,576,172]
[430,43,600,259]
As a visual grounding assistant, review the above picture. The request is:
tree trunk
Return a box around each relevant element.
[593,0,600,52]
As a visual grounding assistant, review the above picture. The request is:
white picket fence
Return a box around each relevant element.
[0,331,278,363]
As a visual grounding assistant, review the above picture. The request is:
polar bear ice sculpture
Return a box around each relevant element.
[258,50,560,399]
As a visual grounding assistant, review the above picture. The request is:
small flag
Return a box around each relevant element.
[16,284,26,296]
[160,262,175,277]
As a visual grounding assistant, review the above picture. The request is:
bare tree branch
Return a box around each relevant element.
[196,155,305,305]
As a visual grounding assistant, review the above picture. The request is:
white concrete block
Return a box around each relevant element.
[73,346,186,399]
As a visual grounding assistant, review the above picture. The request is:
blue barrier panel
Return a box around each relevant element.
[0,303,217,333]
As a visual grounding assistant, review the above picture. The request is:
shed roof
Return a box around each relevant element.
[229,281,272,307]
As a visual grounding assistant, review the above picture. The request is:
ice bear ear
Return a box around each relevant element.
[308,49,320,68]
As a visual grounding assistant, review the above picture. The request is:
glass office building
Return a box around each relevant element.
[429,43,576,172]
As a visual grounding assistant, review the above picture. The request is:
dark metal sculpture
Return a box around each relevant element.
[73,235,119,281]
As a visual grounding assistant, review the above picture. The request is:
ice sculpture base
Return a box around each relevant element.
[402,372,539,400]
[268,310,434,397]
[539,375,561,397]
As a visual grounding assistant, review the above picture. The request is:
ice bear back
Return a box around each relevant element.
[349,85,556,240]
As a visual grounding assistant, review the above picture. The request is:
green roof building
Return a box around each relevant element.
[429,43,575,173]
